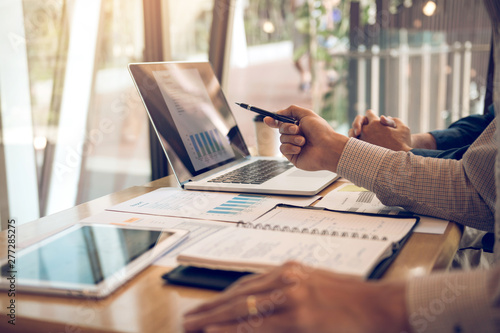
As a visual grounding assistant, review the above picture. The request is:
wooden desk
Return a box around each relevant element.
[0,177,462,333]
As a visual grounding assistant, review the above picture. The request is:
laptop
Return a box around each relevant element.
[128,61,338,196]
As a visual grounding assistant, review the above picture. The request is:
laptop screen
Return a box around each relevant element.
[129,62,249,183]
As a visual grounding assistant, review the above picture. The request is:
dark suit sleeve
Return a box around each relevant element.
[410,145,470,160]
[427,105,495,151]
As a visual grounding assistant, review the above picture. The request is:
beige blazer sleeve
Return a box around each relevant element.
[406,266,500,333]
[336,119,500,332]
[337,120,496,232]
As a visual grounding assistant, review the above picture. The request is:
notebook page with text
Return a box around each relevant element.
[177,227,394,278]
[251,206,416,242]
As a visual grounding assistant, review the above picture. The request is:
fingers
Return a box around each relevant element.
[264,117,301,137]
[185,267,290,317]
[350,115,368,137]
[275,123,304,155]
[264,116,280,128]
[278,123,300,135]
[224,271,268,292]
[183,262,313,332]
[184,277,298,331]
[184,293,282,331]
[364,109,379,122]
[391,117,407,128]
[262,119,304,156]
[280,143,301,155]
[380,115,396,128]
[194,312,294,333]
[280,133,305,147]
[185,262,306,317]
[184,273,266,317]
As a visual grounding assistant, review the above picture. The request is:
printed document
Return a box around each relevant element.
[316,183,448,234]
[106,187,319,223]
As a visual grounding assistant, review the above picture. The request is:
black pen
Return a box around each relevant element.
[236,103,299,125]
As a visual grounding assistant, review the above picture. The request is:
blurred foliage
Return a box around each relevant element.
[242,0,376,126]
[243,0,291,46]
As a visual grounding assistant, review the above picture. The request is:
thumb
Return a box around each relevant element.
[277,105,315,120]
[380,115,396,128]
[392,117,408,128]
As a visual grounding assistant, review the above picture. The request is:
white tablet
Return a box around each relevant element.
[0,224,188,298]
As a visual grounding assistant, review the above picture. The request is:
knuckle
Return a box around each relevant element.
[283,283,307,303]
[283,261,302,269]
[280,262,303,279]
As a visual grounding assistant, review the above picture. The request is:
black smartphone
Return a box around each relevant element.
[162,265,253,291]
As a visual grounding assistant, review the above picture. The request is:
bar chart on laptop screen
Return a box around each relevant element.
[187,129,228,160]
[183,127,233,170]
[152,68,235,171]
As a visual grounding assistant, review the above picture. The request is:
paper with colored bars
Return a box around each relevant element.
[207,194,267,215]
[106,188,319,223]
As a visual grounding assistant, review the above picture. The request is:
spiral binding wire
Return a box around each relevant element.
[236,221,388,241]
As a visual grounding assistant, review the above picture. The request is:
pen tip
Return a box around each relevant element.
[235,102,240,106]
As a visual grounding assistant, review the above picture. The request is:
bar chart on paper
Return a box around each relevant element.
[106,188,318,223]
[207,194,266,215]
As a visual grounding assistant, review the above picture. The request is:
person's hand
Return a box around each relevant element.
[350,111,437,150]
[348,111,396,138]
[350,110,412,152]
[263,105,348,173]
[183,262,410,333]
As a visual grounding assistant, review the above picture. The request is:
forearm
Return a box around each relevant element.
[411,133,436,150]
[374,149,494,230]
[337,138,495,230]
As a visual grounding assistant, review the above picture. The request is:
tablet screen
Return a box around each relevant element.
[1,225,173,286]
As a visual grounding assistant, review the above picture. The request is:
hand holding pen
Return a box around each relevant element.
[236,103,299,125]
[259,104,348,173]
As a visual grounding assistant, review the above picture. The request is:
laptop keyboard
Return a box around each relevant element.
[208,160,293,185]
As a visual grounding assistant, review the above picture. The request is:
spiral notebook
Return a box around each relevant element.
[177,206,419,278]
